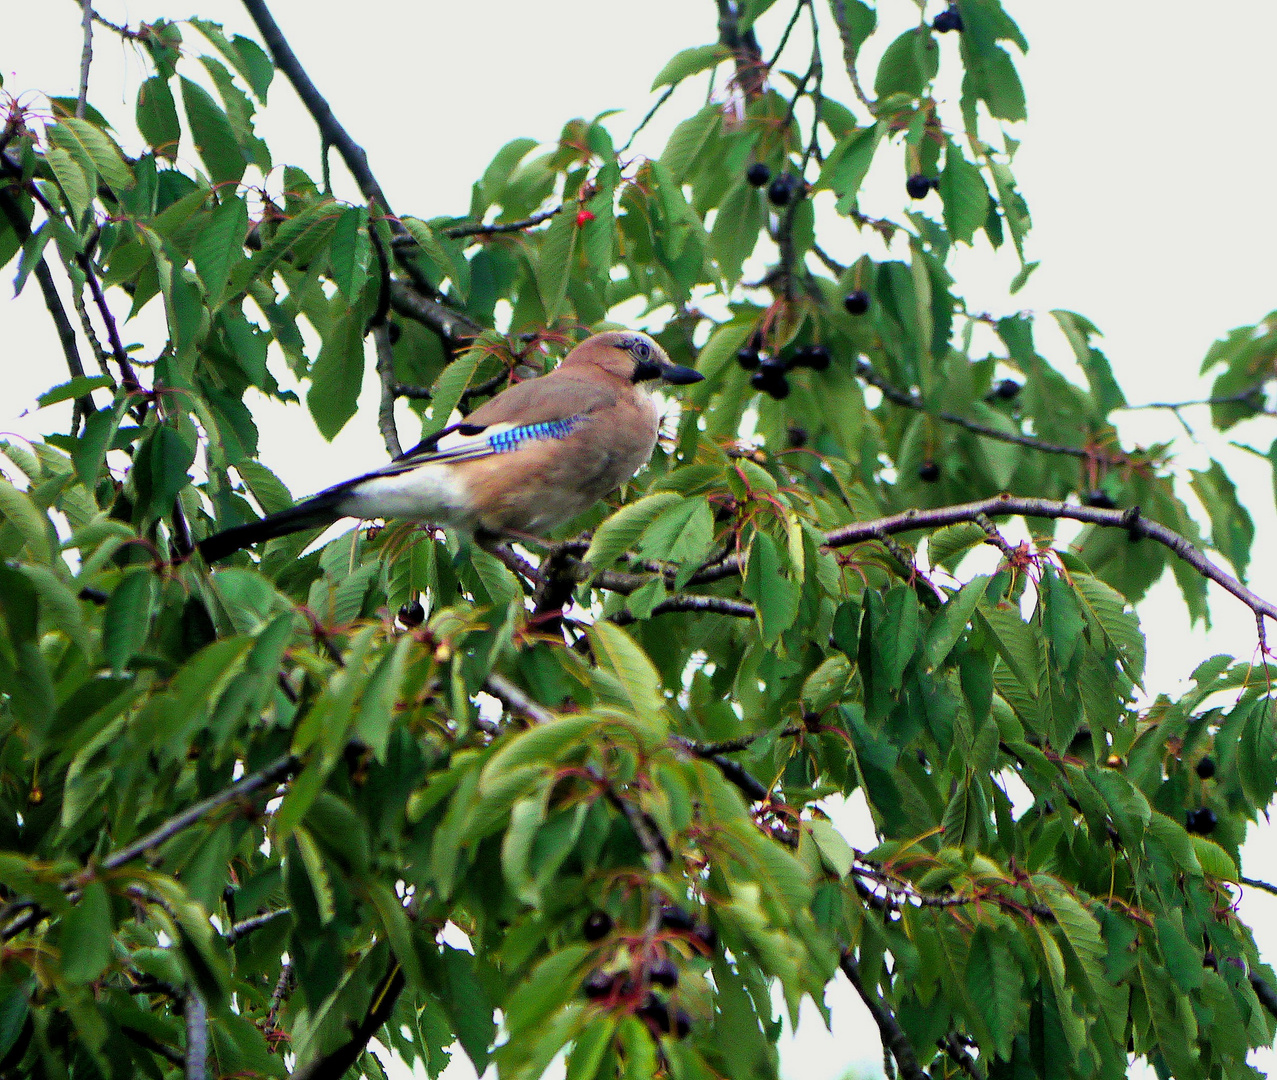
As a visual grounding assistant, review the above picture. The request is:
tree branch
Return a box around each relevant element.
[76,0,93,119]
[240,0,408,243]
[372,323,402,457]
[609,593,756,625]
[828,0,878,114]
[226,907,291,945]
[389,279,483,343]
[0,187,95,425]
[840,951,928,1080]
[857,359,1090,459]
[185,989,208,1080]
[441,206,560,239]
[288,963,405,1080]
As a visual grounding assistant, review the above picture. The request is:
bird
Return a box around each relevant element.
[198,330,704,562]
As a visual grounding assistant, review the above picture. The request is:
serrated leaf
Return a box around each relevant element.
[940,141,989,245]
[37,376,114,408]
[59,881,113,983]
[329,205,371,301]
[191,193,249,307]
[103,568,156,673]
[637,496,714,588]
[583,492,681,581]
[48,118,133,191]
[589,622,666,725]
[45,145,91,221]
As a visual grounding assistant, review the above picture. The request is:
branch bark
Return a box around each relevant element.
[288,963,405,1080]
[840,951,929,1080]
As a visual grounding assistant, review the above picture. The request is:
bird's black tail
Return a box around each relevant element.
[198,492,346,563]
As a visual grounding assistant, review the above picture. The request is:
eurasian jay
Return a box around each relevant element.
[198,330,703,562]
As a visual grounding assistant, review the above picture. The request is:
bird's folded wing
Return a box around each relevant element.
[360,416,587,480]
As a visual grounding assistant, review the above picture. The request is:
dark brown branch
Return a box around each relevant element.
[389,279,483,344]
[609,593,756,625]
[288,963,405,1080]
[226,907,291,945]
[681,496,1277,631]
[121,1025,185,1067]
[1119,388,1271,414]
[100,754,298,874]
[1242,876,1277,897]
[394,368,510,406]
[442,206,560,239]
[619,84,677,155]
[940,1033,983,1080]
[840,952,929,1080]
[858,359,1088,459]
[716,0,767,100]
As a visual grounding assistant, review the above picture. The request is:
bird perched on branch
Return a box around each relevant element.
[198,330,703,562]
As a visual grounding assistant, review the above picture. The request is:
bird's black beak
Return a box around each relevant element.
[659,363,704,385]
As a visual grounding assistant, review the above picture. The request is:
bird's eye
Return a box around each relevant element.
[629,338,651,361]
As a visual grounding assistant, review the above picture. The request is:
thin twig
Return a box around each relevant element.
[226,907,291,945]
[442,206,560,239]
[828,0,878,114]
[485,672,555,725]
[1242,876,1277,897]
[1119,388,1271,413]
[89,9,147,39]
[76,0,93,118]
[858,359,1089,458]
[373,323,402,457]
[620,84,678,155]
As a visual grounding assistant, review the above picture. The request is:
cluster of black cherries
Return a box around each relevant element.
[579,904,713,1040]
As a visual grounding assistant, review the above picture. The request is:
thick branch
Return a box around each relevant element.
[185,989,207,1080]
[840,952,928,1080]
[226,907,291,945]
[609,593,756,625]
[680,496,1277,631]
[389,279,483,343]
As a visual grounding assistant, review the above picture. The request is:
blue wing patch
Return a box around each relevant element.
[374,416,584,477]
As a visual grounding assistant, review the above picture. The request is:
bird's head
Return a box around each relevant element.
[564,330,705,386]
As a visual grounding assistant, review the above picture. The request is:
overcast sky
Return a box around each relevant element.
[5,2,1277,1077]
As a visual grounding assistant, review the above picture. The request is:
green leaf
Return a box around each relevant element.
[1190,460,1254,578]
[180,76,248,186]
[37,376,114,408]
[329,206,371,301]
[0,479,55,564]
[741,531,798,643]
[820,123,884,212]
[45,145,91,221]
[48,118,134,192]
[874,28,939,99]
[423,343,482,435]
[136,76,180,158]
[637,496,714,588]
[191,193,249,307]
[650,44,729,90]
[939,142,989,245]
[307,310,365,440]
[589,622,667,725]
[583,492,681,581]
[801,654,852,713]
[103,568,156,673]
[923,575,990,669]
[535,206,577,323]
[59,881,113,983]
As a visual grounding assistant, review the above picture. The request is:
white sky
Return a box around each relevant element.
[5,2,1277,1078]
